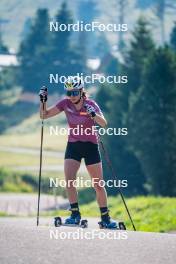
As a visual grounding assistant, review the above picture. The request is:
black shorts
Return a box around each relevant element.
[65,141,101,166]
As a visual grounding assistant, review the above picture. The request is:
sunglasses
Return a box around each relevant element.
[66,90,80,97]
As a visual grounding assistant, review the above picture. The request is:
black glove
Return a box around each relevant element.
[84,104,96,118]
[39,86,48,102]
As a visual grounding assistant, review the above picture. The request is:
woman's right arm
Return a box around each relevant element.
[40,102,62,119]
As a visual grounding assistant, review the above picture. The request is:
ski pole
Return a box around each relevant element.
[37,87,47,226]
[98,135,136,231]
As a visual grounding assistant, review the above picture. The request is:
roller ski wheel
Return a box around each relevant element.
[54,216,62,227]
[118,222,126,230]
[80,219,88,228]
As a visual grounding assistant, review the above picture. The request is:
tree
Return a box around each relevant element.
[124,17,155,96]
[100,84,147,196]
[96,83,113,113]
[49,2,84,91]
[77,0,97,23]
[152,0,176,44]
[95,33,110,60]
[0,31,8,54]
[170,22,176,51]
[20,18,33,40]
[77,0,98,58]
[128,46,176,196]
[18,8,50,91]
[96,18,155,196]
[117,0,128,52]
[136,0,153,9]
[0,68,15,102]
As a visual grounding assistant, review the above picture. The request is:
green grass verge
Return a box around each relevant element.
[0,211,8,217]
[0,151,63,167]
[0,167,89,199]
[48,196,176,233]
[0,167,65,195]
[0,132,67,151]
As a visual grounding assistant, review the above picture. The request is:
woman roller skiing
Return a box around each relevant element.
[39,77,117,229]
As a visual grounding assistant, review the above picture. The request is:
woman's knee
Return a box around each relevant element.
[93,181,105,193]
[65,179,76,190]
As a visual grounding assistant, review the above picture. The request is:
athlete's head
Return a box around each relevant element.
[64,76,86,104]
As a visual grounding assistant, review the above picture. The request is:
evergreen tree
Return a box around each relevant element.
[77,0,98,57]
[49,2,84,91]
[96,76,147,197]
[128,46,176,196]
[95,33,110,60]
[96,83,113,113]
[96,18,155,196]
[117,0,128,53]
[18,8,50,91]
[0,68,14,101]
[124,17,155,96]
[136,0,153,9]
[20,18,33,40]
[0,31,8,54]
[50,2,73,60]
[152,0,176,44]
[170,22,176,51]
[100,85,146,196]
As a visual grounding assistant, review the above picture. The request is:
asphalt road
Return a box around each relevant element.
[0,218,175,264]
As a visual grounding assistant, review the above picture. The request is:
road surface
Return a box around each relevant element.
[0,217,175,264]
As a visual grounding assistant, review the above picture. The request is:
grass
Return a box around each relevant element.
[0,103,68,151]
[0,165,89,196]
[48,196,176,233]
[0,167,65,194]
[0,211,8,217]
[0,131,67,151]
[0,151,63,167]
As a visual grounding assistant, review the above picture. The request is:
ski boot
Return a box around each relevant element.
[65,208,81,225]
[98,210,126,230]
[98,219,126,230]
[98,218,118,229]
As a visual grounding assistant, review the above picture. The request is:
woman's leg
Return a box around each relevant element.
[86,161,107,207]
[86,161,117,228]
[64,159,80,203]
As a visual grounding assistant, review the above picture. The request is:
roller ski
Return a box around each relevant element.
[98,210,126,230]
[54,208,88,228]
[98,220,126,230]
